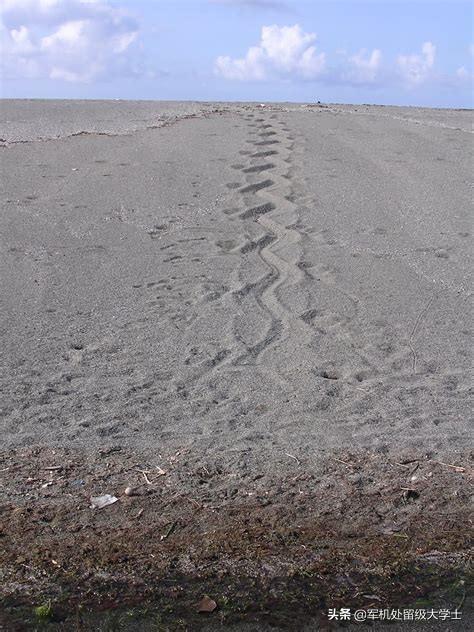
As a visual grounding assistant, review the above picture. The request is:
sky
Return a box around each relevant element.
[1,0,473,107]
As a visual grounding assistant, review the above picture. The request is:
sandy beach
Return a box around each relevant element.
[0,100,472,629]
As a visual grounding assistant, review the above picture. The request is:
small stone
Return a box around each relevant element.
[197,595,217,613]
[124,486,135,497]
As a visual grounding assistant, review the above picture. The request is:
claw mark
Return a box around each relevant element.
[254,139,280,146]
[300,309,318,324]
[243,163,275,174]
[241,234,276,254]
[251,150,278,158]
[240,179,274,194]
[204,349,231,368]
[240,202,275,220]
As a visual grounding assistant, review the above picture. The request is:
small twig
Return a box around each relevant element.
[138,466,167,484]
[139,470,153,485]
[43,466,62,471]
[285,453,301,465]
[133,508,144,520]
[392,533,408,539]
[334,458,354,467]
[363,594,381,602]
[184,496,202,508]
[429,460,466,473]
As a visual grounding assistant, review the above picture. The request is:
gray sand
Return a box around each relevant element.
[0,99,226,143]
[0,100,472,466]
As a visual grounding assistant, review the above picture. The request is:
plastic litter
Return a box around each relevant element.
[90,494,118,509]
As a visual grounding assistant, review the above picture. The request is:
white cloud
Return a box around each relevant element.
[216,46,267,81]
[1,0,140,82]
[215,24,326,81]
[41,20,88,51]
[396,41,435,85]
[345,48,382,83]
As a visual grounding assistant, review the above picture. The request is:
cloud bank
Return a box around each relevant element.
[215,24,325,81]
[213,23,405,86]
[216,27,471,92]
[1,0,141,82]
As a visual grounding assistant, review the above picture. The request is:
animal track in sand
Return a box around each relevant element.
[204,349,231,368]
[243,163,275,174]
[253,139,280,146]
[180,114,306,373]
[224,115,314,366]
[239,202,275,220]
[240,179,274,194]
[233,258,279,301]
[240,234,276,254]
[251,150,278,158]
[300,309,319,324]
[232,320,283,365]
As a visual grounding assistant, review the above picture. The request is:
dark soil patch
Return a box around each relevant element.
[0,447,471,630]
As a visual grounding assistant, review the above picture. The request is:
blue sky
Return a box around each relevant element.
[1,0,473,107]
